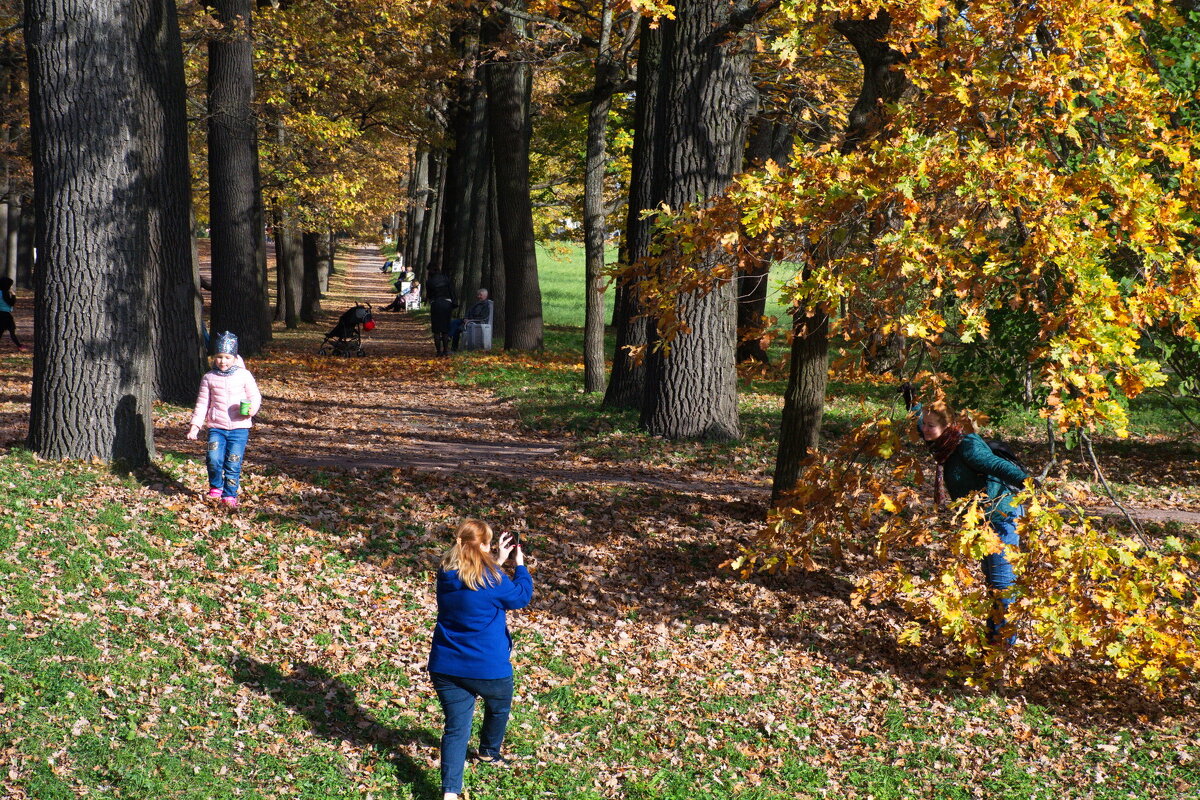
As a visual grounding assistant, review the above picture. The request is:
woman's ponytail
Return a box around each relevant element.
[441,519,501,590]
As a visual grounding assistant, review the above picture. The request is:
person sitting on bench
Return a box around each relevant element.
[451,289,493,351]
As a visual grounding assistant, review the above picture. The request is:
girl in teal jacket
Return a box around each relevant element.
[917,403,1029,644]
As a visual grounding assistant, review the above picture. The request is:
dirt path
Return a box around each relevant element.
[169,245,758,498]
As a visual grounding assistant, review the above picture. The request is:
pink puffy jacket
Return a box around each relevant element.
[190,368,262,430]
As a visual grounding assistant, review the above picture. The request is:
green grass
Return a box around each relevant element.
[2,446,1198,798]
[535,241,796,332]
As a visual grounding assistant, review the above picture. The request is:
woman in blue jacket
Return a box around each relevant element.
[429,520,533,800]
[917,403,1029,644]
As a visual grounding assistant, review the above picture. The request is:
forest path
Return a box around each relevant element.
[172,244,756,499]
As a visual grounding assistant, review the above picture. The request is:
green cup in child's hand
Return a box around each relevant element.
[239,400,252,416]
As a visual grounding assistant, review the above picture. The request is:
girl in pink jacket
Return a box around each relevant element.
[187,331,262,508]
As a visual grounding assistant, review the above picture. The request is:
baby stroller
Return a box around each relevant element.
[319,304,375,356]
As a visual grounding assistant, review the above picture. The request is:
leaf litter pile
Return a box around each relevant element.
[1,249,1198,799]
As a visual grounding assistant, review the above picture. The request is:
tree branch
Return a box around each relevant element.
[493,1,599,48]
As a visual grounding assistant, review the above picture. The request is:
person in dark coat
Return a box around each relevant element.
[916,402,1030,644]
[428,520,532,800]
[425,267,456,357]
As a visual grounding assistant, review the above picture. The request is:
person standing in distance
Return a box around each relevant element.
[425,266,456,357]
[428,520,532,800]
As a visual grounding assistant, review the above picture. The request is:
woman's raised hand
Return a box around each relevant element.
[496,532,516,565]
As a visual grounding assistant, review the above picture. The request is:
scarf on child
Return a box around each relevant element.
[214,365,240,377]
[926,424,964,506]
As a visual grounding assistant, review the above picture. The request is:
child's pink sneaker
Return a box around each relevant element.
[220,496,239,508]
[207,488,222,499]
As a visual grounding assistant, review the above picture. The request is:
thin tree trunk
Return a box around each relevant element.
[16,199,34,290]
[273,223,286,322]
[487,1,542,351]
[582,2,616,393]
[604,17,661,409]
[432,151,451,277]
[5,196,18,284]
[771,13,910,502]
[314,231,333,299]
[282,221,302,328]
[207,0,269,356]
[737,119,793,364]
[487,163,505,340]
[640,0,756,440]
[406,150,429,273]
[301,231,322,322]
[771,303,829,502]
[25,0,160,464]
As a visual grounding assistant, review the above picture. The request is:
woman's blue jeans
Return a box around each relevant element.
[206,428,249,498]
[430,672,513,794]
[983,508,1022,644]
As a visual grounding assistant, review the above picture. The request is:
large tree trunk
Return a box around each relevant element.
[441,21,490,304]
[487,1,542,351]
[640,0,756,440]
[582,2,616,394]
[207,0,269,356]
[604,17,661,409]
[143,0,204,404]
[771,13,910,502]
[25,0,165,464]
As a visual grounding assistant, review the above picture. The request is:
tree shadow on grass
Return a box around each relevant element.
[230,654,441,799]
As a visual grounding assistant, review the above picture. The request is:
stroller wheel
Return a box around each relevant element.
[318,344,331,356]
[355,348,366,357]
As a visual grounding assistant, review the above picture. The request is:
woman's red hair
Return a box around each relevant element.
[441,519,501,590]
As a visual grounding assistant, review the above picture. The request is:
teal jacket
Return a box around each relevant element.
[939,434,1028,523]
[915,406,1028,523]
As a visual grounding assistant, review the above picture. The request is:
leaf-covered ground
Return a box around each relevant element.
[1,248,1198,799]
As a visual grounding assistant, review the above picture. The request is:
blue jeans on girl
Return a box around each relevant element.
[983,507,1023,644]
[206,428,249,498]
[430,672,514,794]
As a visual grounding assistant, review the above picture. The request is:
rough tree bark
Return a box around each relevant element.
[487,1,543,351]
[207,0,270,355]
[771,12,910,502]
[604,16,660,409]
[640,0,757,440]
[25,0,174,464]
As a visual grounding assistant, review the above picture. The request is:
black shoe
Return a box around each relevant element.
[470,753,510,767]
